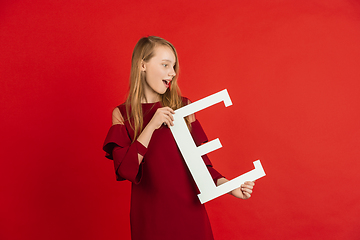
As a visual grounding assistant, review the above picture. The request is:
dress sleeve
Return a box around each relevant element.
[103,124,147,183]
[190,119,224,183]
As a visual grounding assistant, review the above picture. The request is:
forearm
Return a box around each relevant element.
[216,177,236,196]
[216,177,228,186]
[136,123,156,164]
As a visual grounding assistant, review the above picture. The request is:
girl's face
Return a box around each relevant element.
[142,45,176,102]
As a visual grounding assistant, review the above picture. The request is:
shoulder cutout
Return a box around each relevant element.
[186,99,196,123]
[112,107,124,125]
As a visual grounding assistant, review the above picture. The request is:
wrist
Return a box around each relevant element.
[137,124,155,148]
[230,188,242,198]
[144,122,157,133]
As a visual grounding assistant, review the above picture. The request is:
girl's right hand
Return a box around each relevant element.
[148,107,175,130]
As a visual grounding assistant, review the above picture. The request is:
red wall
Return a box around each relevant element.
[1,0,360,239]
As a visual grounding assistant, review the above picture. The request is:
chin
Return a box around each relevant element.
[159,88,168,95]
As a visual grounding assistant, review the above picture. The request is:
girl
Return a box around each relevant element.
[103,36,255,240]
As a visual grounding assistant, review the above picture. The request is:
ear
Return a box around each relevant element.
[141,60,146,72]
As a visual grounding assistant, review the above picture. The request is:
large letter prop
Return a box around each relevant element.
[170,89,266,204]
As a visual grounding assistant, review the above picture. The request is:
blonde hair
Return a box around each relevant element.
[125,36,187,141]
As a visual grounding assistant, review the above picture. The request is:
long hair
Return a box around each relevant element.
[125,36,187,141]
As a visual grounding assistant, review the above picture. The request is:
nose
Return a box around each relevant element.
[169,68,176,78]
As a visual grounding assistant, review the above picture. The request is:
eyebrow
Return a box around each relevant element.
[162,59,175,63]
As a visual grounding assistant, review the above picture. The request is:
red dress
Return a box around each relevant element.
[103,101,223,240]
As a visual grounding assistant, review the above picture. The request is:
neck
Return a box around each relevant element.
[141,94,161,103]
[141,80,161,103]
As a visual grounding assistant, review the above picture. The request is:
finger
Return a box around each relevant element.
[168,107,175,114]
[241,185,253,192]
[242,183,254,189]
[169,117,174,126]
[244,181,255,186]
[164,116,173,127]
[166,113,174,125]
[163,107,175,114]
[159,109,174,121]
[241,184,253,190]
[243,192,251,199]
[166,111,174,121]
[165,119,173,127]
[241,188,253,195]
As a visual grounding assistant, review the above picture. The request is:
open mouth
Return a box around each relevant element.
[162,80,170,88]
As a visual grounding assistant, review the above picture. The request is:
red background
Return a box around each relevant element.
[1,0,360,239]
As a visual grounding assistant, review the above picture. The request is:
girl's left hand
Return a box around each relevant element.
[231,181,255,200]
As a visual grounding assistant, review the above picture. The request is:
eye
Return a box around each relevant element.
[162,64,168,67]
